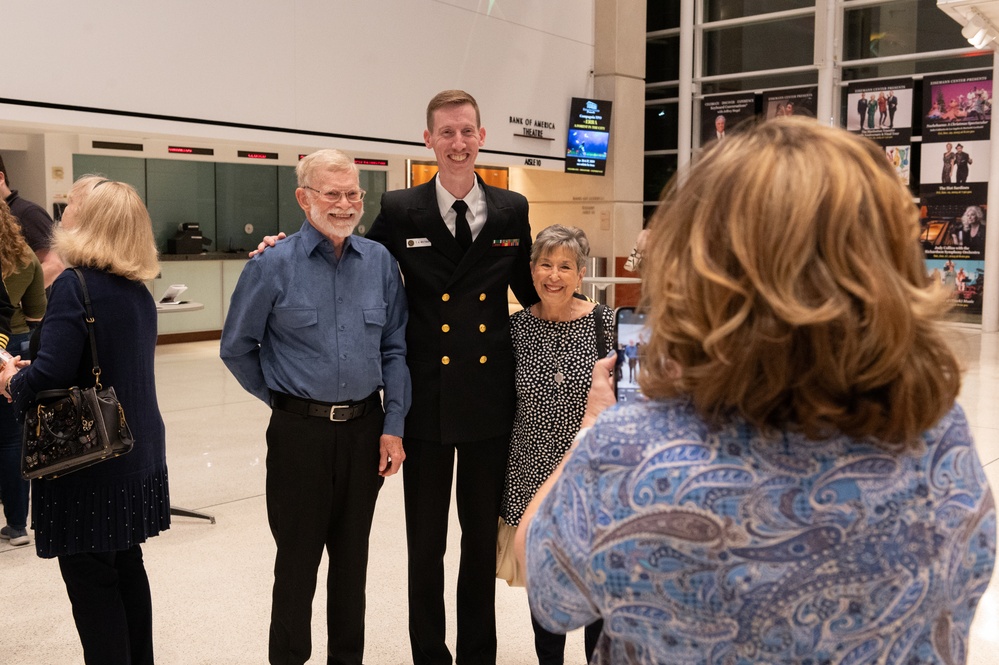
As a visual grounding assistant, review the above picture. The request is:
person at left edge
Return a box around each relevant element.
[0,153,65,286]
[220,148,411,665]
[0,200,47,549]
[0,280,11,352]
[0,279,12,377]
[1,176,170,665]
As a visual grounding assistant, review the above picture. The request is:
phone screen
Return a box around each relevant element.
[615,307,648,403]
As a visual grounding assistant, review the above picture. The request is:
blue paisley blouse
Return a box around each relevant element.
[526,398,996,665]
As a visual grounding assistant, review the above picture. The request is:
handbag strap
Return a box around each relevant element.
[593,303,612,357]
[71,268,104,390]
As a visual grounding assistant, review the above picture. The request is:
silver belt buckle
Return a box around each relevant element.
[329,405,350,422]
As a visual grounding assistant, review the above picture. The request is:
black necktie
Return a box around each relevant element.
[452,200,472,252]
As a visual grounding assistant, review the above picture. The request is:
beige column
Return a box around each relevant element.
[594,0,647,284]
[510,0,646,306]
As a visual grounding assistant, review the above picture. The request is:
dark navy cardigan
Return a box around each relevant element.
[10,267,170,558]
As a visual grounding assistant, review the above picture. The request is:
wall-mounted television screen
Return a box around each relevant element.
[565,97,613,176]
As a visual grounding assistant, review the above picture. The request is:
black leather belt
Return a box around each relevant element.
[270,391,380,422]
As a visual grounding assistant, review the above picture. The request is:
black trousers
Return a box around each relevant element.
[531,614,603,665]
[58,544,154,665]
[403,435,509,665]
[265,405,385,665]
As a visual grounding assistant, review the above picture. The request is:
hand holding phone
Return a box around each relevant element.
[615,307,648,403]
[581,353,618,429]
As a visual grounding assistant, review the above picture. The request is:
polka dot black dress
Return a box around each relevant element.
[500,304,615,526]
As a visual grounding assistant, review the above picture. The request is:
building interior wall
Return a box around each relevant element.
[2,0,653,313]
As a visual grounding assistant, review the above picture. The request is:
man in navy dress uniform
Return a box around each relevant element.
[366,90,538,665]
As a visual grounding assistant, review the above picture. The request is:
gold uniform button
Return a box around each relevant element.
[442,293,450,302]
[479,356,488,364]
[479,324,486,333]
[442,356,450,365]
[479,293,487,301]
[442,324,450,333]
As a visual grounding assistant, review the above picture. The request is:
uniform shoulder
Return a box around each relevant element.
[352,234,392,256]
[381,182,429,205]
[484,183,528,205]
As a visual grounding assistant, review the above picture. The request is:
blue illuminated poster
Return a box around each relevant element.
[565,98,613,176]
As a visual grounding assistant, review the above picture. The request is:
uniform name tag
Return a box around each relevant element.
[406,237,431,248]
[492,239,520,247]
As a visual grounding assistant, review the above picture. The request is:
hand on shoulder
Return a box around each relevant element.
[248,232,287,258]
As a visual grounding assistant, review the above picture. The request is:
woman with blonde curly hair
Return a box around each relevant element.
[0,199,46,546]
[518,118,995,664]
[0,175,169,665]
[0,200,45,347]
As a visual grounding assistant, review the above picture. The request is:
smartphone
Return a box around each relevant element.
[615,307,648,403]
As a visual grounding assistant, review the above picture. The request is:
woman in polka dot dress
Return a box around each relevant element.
[500,224,614,665]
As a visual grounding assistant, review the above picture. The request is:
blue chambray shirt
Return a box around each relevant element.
[220,220,411,437]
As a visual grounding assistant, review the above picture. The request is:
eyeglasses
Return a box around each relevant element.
[302,186,366,203]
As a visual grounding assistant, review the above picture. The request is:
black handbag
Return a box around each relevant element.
[20,269,135,480]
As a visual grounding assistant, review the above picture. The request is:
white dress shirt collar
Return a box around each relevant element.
[435,175,487,241]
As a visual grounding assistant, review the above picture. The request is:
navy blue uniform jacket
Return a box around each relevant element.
[367,176,538,444]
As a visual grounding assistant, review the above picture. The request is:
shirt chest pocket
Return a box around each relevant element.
[363,307,387,358]
[272,307,321,360]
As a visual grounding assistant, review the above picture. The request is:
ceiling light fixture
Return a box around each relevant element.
[960,8,998,49]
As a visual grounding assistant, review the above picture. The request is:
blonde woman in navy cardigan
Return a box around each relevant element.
[1,176,169,665]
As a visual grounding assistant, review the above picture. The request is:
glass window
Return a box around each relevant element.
[842,53,994,81]
[844,0,970,61]
[700,70,817,95]
[645,103,679,151]
[643,204,659,226]
[356,170,386,237]
[646,84,679,102]
[647,34,681,83]
[702,16,815,76]
[705,0,813,23]
[648,0,681,32]
[72,154,146,201]
[214,163,275,254]
[277,166,302,237]
[908,141,921,196]
[644,154,678,203]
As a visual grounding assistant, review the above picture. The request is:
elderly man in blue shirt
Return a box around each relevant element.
[221,148,410,665]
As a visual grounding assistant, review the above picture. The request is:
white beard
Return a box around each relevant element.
[310,201,362,241]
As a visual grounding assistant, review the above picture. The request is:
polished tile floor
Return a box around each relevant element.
[1,328,997,664]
